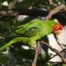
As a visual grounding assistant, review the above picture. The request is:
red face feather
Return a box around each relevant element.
[52,22,63,32]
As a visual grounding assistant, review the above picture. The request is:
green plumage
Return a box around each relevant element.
[16,19,55,37]
[0,19,56,51]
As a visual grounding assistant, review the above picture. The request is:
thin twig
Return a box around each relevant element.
[50,48,66,60]
[0,11,18,16]
[45,4,66,20]
[41,41,66,63]
[32,41,40,66]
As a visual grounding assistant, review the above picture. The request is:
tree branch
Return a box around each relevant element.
[0,11,18,17]
[41,41,66,63]
[32,41,40,66]
[45,4,66,20]
[50,48,66,60]
[0,9,48,17]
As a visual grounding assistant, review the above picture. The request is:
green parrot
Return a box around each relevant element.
[0,19,63,52]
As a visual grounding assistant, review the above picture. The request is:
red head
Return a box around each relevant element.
[52,19,63,32]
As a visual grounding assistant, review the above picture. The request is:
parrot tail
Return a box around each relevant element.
[0,37,29,52]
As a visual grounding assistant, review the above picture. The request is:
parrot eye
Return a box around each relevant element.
[55,25,59,29]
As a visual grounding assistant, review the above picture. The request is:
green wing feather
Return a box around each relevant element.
[15,19,42,35]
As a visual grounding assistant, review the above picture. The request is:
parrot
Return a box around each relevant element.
[0,19,63,52]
